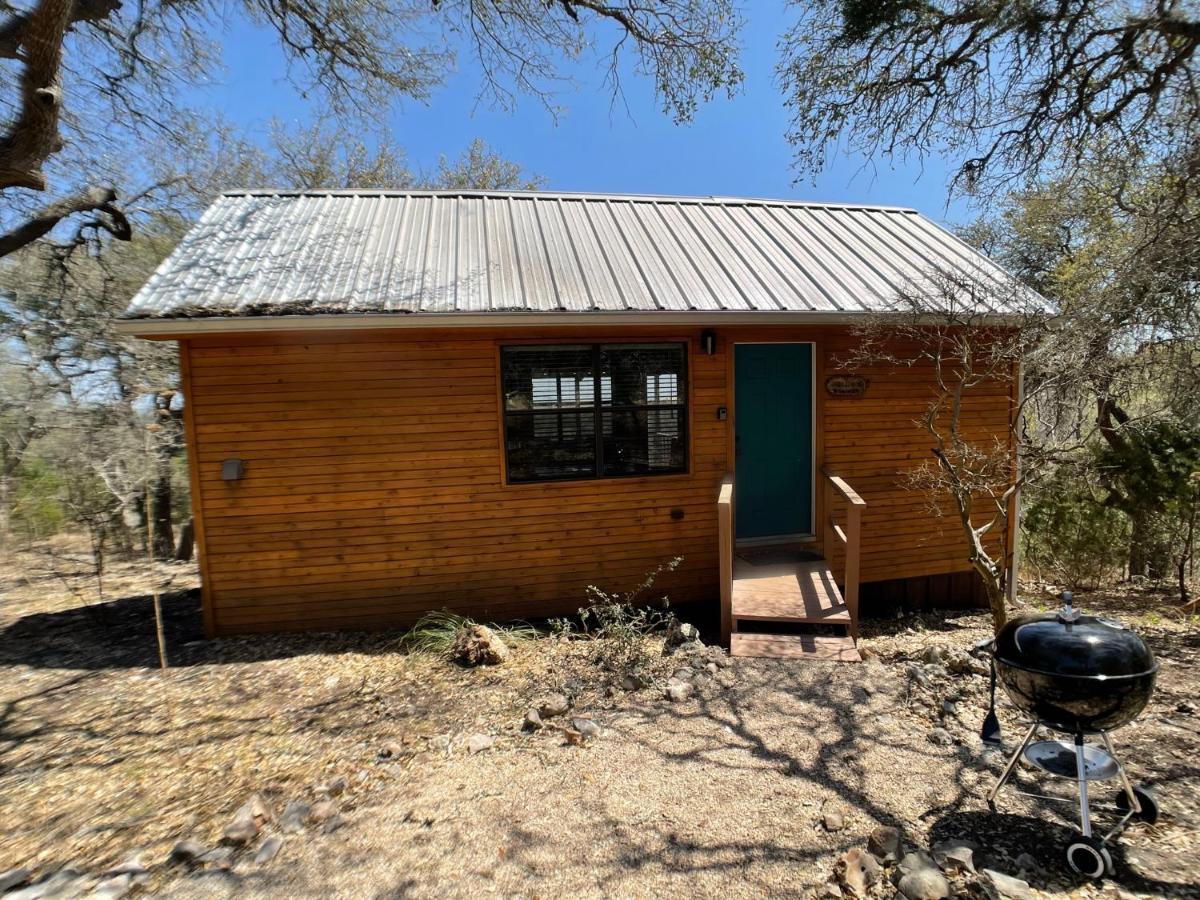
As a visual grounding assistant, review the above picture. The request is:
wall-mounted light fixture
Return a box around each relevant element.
[221,458,245,481]
[700,330,717,356]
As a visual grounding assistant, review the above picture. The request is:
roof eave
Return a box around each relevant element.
[114,309,1038,339]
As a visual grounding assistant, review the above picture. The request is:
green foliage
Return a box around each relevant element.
[398,609,538,657]
[9,456,68,539]
[1023,469,1130,590]
[578,557,682,673]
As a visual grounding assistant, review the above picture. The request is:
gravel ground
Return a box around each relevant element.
[1,543,1197,899]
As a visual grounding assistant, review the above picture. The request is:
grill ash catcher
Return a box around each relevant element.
[980,592,1160,879]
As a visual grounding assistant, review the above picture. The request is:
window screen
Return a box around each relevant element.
[501,343,688,483]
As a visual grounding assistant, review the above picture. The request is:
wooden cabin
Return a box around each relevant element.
[119,191,1021,660]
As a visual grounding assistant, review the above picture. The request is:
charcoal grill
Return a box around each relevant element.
[983,593,1160,879]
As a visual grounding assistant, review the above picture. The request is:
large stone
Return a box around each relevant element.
[927,728,954,746]
[522,708,543,732]
[199,847,234,867]
[278,800,311,834]
[898,851,939,877]
[664,620,701,650]
[571,717,602,739]
[309,800,337,823]
[169,839,207,864]
[932,839,978,874]
[466,733,495,754]
[897,869,951,900]
[822,810,846,832]
[222,814,259,845]
[665,681,694,702]
[836,849,882,900]
[107,854,148,877]
[867,825,902,862]
[254,836,283,865]
[536,693,570,718]
[979,869,1033,900]
[0,869,30,893]
[324,776,348,797]
[451,625,510,666]
[90,874,133,900]
[7,869,85,900]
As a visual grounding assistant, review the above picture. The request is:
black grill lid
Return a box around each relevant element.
[995,608,1157,679]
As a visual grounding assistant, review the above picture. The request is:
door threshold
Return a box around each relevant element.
[735,534,816,549]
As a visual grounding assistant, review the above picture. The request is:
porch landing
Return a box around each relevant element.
[728,551,860,662]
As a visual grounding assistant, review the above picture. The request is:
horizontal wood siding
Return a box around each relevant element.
[186,329,726,634]
[183,325,1014,634]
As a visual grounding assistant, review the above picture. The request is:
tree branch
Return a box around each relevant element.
[0,186,131,258]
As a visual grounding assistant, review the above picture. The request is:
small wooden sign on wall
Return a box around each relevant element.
[825,374,870,398]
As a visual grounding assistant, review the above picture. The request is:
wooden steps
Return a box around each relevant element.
[729,551,860,662]
[731,557,851,624]
[731,632,861,662]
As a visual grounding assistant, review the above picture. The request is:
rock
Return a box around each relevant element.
[1013,852,1041,875]
[705,662,719,675]
[222,814,259,844]
[665,681,694,702]
[858,646,879,661]
[254,836,283,865]
[932,840,977,874]
[309,800,337,823]
[836,849,882,899]
[905,663,933,690]
[867,825,902,862]
[672,667,696,681]
[898,851,939,877]
[321,814,346,834]
[941,699,958,718]
[571,717,602,739]
[898,869,951,900]
[0,869,30,893]
[466,733,495,754]
[378,741,403,760]
[7,869,85,899]
[325,776,348,797]
[709,649,732,668]
[199,847,234,867]
[619,673,649,691]
[979,869,1033,900]
[923,646,945,665]
[279,800,311,833]
[239,793,273,823]
[169,839,207,864]
[451,624,510,666]
[107,854,148,877]
[536,693,570,718]
[522,708,543,732]
[90,874,133,899]
[664,620,701,652]
[927,728,954,746]
[822,810,846,832]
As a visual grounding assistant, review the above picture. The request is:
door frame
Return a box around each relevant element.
[731,340,817,547]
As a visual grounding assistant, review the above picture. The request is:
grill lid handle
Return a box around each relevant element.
[1056,590,1080,624]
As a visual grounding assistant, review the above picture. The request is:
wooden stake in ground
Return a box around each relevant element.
[145,425,169,669]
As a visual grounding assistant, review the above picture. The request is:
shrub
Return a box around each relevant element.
[578,556,682,673]
[1023,469,1129,590]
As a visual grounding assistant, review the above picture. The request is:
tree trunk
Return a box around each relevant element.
[151,463,174,559]
[174,517,194,561]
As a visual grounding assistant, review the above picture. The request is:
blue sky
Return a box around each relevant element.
[195,9,976,228]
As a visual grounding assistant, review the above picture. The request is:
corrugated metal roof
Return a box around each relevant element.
[123,190,1031,319]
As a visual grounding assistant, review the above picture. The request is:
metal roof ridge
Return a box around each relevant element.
[217,188,919,213]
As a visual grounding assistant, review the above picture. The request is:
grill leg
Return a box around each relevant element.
[987,722,1038,808]
[1075,733,1092,838]
[1100,729,1142,816]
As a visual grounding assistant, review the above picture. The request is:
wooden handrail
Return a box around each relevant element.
[717,474,734,646]
[822,467,865,641]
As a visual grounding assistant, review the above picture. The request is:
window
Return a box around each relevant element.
[501,343,688,483]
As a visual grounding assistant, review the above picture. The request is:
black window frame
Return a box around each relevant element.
[501,342,690,484]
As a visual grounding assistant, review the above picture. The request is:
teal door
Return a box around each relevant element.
[734,344,813,540]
